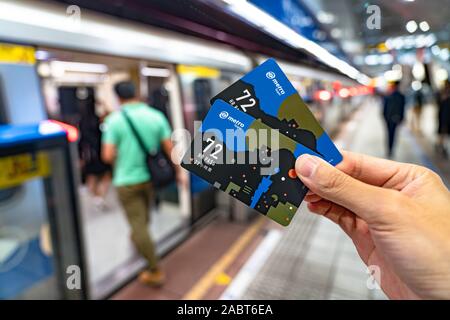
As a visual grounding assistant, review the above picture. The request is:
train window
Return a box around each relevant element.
[57,86,96,126]
[146,76,172,125]
[193,79,212,119]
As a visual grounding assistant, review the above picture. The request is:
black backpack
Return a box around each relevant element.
[122,110,175,189]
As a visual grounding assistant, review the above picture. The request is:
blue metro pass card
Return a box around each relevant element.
[212,58,342,165]
[182,99,324,226]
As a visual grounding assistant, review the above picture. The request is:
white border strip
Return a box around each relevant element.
[220,229,282,300]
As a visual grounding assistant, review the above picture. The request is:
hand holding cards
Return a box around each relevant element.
[181,59,342,226]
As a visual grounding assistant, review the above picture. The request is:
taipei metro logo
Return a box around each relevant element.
[219,111,229,119]
[266,71,285,96]
[219,110,244,128]
[266,71,276,79]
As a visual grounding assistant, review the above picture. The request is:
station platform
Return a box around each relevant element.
[1,0,449,303]
[111,98,449,300]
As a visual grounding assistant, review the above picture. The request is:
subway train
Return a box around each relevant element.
[0,0,370,299]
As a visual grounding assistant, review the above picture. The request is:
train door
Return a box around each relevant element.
[140,62,190,255]
[177,66,247,222]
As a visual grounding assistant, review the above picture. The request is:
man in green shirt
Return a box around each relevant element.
[102,81,181,287]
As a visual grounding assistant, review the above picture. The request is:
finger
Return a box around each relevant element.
[337,151,413,189]
[307,199,358,238]
[296,154,407,224]
[304,194,322,203]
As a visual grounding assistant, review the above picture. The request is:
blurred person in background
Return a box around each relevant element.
[78,89,112,211]
[436,80,450,158]
[101,81,182,287]
[411,87,424,134]
[383,81,405,158]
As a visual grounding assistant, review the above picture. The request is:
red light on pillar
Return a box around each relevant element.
[332,81,342,91]
[349,87,358,96]
[48,120,79,142]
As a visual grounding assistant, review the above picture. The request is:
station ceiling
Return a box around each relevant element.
[303,0,450,74]
[49,0,336,73]
[48,0,450,78]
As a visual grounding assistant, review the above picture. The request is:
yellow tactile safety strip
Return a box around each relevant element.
[183,217,266,300]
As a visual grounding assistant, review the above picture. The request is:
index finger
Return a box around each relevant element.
[337,151,413,189]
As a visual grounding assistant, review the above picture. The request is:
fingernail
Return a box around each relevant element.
[296,154,319,178]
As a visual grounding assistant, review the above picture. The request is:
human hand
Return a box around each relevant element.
[295,151,450,300]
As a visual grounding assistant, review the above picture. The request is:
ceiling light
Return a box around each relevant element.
[424,33,437,47]
[411,80,422,91]
[419,21,430,32]
[313,30,327,41]
[380,54,394,65]
[353,56,364,65]
[392,64,402,72]
[414,35,427,48]
[141,67,171,77]
[364,54,392,66]
[35,50,50,61]
[357,74,371,86]
[440,48,450,61]
[436,69,448,82]
[431,45,441,55]
[317,11,335,24]
[386,34,436,50]
[417,34,437,48]
[391,37,405,50]
[404,36,416,48]
[406,20,417,33]
[364,55,379,66]
[50,61,109,74]
[221,0,369,83]
[385,39,393,50]
[342,41,362,53]
[384,70,402,82]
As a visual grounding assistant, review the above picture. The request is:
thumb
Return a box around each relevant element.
[295,154,402,224]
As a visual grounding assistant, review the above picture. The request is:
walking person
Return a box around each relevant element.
[411,87,424,134]
[382,81,405,158]
[101,81,182,286]
[78,88,112,211]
